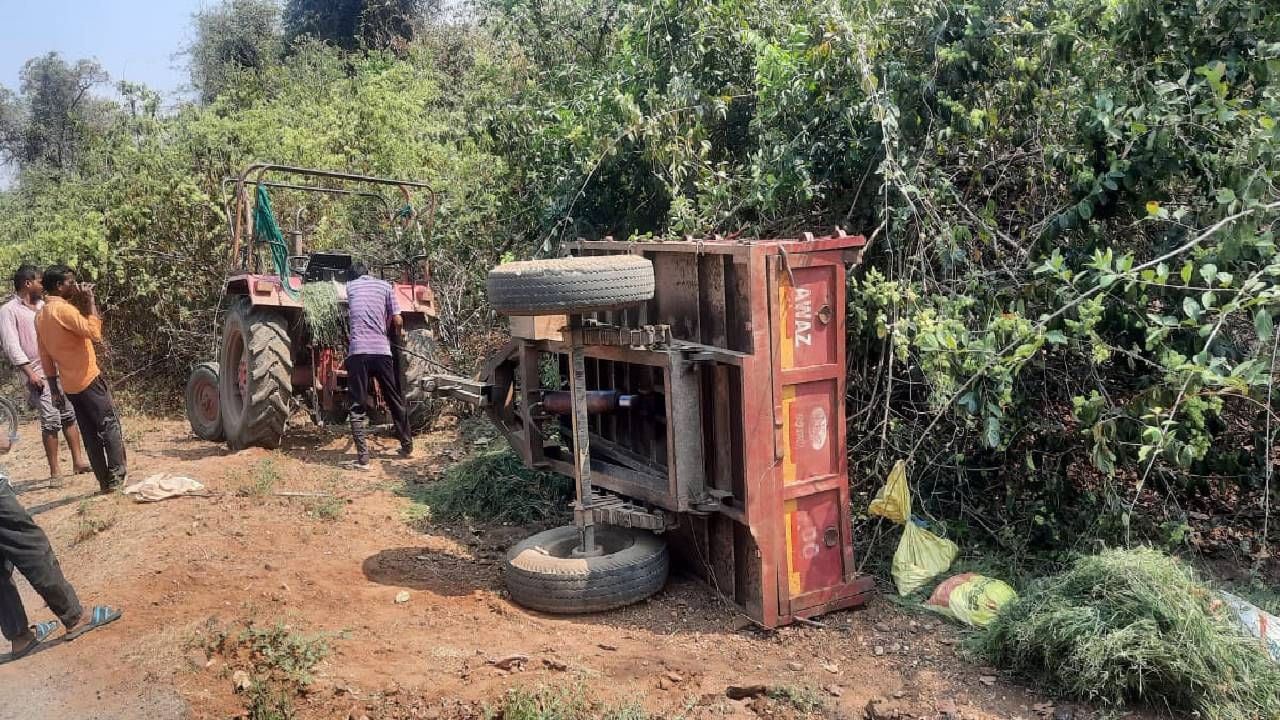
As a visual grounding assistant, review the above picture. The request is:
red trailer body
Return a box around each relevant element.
[479,232,874,627]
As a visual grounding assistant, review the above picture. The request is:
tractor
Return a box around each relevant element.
[184,164,441,449]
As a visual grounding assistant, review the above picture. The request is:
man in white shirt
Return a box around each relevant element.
[0,265,89,481]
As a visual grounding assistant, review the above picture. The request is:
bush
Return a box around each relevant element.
[980,548,1280,720]
[402,450,573,525]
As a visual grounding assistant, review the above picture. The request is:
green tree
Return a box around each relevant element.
[185,0,284,105]
[0,53,110,171]
[283,0,438,52]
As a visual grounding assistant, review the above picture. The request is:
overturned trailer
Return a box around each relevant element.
[430,232,874,628]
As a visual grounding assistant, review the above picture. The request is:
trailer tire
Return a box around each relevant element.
[219,299,293,450]
[487,256,655,316]
[399,323,441,431]
[184,362,224,442]
[504,525,669,614]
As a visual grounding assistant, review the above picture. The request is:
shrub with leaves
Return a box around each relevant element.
[402,449,574,524]
[980,548,1280,720]
[481,0,1280,549]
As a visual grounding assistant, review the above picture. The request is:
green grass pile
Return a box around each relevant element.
[979,547,1280,720]
[402,450,574,524]
[300,280,348,349]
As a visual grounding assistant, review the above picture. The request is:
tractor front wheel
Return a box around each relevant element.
[184,362,224,442]
[219,299,293,450]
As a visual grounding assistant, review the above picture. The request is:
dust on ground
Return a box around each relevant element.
[0,415,1121,720]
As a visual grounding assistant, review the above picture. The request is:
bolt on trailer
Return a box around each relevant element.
[184,164,443,449]
[429,231,875,628]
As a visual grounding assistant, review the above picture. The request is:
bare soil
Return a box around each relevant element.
[0,416,1115,720]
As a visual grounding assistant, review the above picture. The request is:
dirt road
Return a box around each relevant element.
[0,416,1073,720]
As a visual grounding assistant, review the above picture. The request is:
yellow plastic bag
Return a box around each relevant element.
[926,573,1017,627]
[869,461,958,595]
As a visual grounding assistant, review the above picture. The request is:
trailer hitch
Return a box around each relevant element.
[420,374,491,407]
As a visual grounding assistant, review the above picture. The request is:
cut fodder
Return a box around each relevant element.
[300,281,348,349]
[979,547,1280,720]
[401,449,573,524]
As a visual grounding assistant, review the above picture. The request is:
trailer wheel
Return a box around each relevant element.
[219,299,293,450]
[504,525,669,614]
[487,256,655,316]
[184,362,224,442]
[399,322,441,431]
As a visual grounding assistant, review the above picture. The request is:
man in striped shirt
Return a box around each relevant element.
[344,263,412,469]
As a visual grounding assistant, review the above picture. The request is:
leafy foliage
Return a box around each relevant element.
[481,0,1280,551]
[0,53,110,170]
[198,619,331,720]
[186,0,284,105]
[0,0,1278,557]
[401,449,574,524]
[283,0,439,52]
[488,685,652,720]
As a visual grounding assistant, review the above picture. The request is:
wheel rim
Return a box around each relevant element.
[195,376,219,424]
[537,528,633,559]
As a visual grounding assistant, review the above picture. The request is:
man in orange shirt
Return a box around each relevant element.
[35,266,127,494]
[0,265,90,481]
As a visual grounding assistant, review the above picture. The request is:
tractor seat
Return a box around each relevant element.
[303,252,355,283]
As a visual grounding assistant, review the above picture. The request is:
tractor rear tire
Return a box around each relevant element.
[486,255,655,316]
[219,299,293,450]
[184,362,224,442]
[399,323,440,431]
[504,525,669,614]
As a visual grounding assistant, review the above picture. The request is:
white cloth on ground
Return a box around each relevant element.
[122,473,205,502]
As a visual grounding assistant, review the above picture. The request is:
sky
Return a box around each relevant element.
[0,0,209,99]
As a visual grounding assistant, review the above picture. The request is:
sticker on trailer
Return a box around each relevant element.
[793,407,806,450]
[781,382,840,485]
[809,407,828,451]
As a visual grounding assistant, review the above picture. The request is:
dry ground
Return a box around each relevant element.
[0,415,1115,720]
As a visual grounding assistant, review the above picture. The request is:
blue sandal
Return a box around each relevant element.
[64,606,123,641]
[0,620,59,665]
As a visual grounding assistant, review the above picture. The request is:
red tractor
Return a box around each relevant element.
[184,165,440,449]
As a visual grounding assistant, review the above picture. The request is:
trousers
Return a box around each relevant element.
[0,477,82,641]
[346,354,411,461]
[67,376,127,492]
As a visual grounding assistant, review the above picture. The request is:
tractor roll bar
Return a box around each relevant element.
[227,163,438,272]
[219,178,394,243]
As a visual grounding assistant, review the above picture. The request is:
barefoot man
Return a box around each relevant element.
[0,265,91,483]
